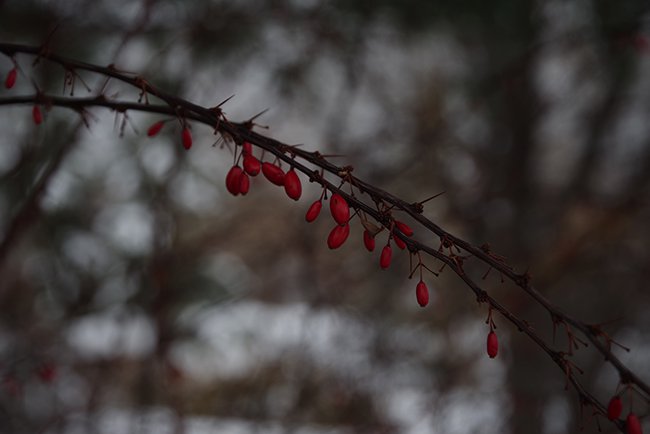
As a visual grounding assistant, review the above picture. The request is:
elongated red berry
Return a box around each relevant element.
[243,154,261,176]
[305,200,322,222]
[608,396,622,420]
[626,413,642,434]
[329,193,349,225]
[239,172,250,195]
[32,105,42,125]
[284,169,302,200]
[363,230,375,252]
[487,331,498,358]
[416,281,429,307]
[262,162,285,186]
[226,165,243,196]
[394,220,414,236]
[5,67,16,89]
[327,223,350,249]
[147,121,165,137]
[242,141,252,155]
[182,127,192,150]
[380,245,392,269]
[393,234,406,250]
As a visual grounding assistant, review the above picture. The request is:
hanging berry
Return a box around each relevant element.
[363,230,375,252]
[393,233,406,250]
[380,244,392,269]
[329,193,349,225]
[243,154,261,176]
[242,141,253,155]
[305,200,322,222]
[262,162,285,186]
[394,220,414,237]
[487,331,499,358]
[4,67,16,89]
[32,105,42,125]
[226,165,244,196]
[147,120,165,137]
[626,413,642,434]
[607,396,622,420]
[327,224,350,249]
[239,172,250,195]
[416,281,429,307]
[284,169,302,200]
[182,127,192,150]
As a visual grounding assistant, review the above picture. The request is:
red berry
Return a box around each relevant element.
[32,105,42,125]
[147,121,165,137]
[242,141,252,155]
[305,200,322,222]
[239,172,250,195]
[329,193,349,225]
[226,165,243,196]
[363,230,375,252]
[243,154,261,176]
[394,220,414,236]
[327,223,350,249]
[4,67,16,89]
[37,362,57,383]
[487,331,498,358]
[182,127,192,150]
[284,169,302,200]
[393,233,406,250]
[416,281,429,307]
[262,162,285,186]
[608,396,623,420]
[626,413,642,434]
[380,245,392,269]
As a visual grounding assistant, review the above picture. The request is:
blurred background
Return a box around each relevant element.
[0,1,649,433]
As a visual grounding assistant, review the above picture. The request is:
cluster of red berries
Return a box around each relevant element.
[607,394,643,434]
[306,190,432,307]
[223,141,302,199]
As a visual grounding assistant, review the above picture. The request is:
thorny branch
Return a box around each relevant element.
[0,42,647,432]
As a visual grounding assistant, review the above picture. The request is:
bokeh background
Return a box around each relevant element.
[0,1,649,433]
